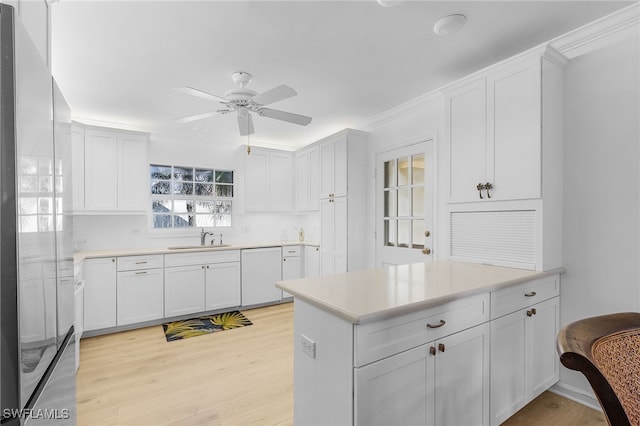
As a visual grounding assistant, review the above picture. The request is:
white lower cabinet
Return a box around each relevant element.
[354,323,490,426]
[164,250,241,318]
[164,265,206,317]
[116,254,164,326]
[83,257,117,332]
[490,293,559,424]
[282,246,302,299]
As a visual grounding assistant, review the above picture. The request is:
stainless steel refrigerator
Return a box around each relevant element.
[1,4,76,425]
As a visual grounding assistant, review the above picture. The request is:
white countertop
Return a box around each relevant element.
[74,241,319,261]
[276,260,564,324]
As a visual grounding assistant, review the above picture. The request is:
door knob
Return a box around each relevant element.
[422,248,431,255]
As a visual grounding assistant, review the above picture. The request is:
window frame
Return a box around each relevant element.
[149,163,235,231]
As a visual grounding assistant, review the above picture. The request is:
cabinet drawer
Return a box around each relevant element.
[282,246,301,257]
[490,274,559,320]
[354,293,490,367]
[117,255,164,271]
[164,250,240,267]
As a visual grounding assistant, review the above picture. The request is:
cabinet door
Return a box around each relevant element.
[319,198,335,275]
[490,310,528,425]
[282,254,301,298]
[333,137,348,197]
[333,196,348,273]
[205,262,241,311]
[116,268,164,326]
[83,257,117,331]
[434,323,490,426]
[118,133,147,211]
[355,345,433,426]
[295,151,309,212]
[446,79,487,203]
[244,150,268,211]
[529,297,559,398]
[320,141,334,199]
[308,146,321,210]
[84,129,118,211]
[268,152,293,211]
[320,197,348,275]
[305,246,320,278]
[164,265,206,317]
[487,60,541,200]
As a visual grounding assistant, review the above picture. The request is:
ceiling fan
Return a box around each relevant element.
[176,71,312,136]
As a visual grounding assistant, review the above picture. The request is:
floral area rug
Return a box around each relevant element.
[162,311,252,342]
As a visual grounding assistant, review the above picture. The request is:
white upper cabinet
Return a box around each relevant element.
[320,134,348,199]
[446,79,487,203]
[80,125,148,213]
[294,145,320,212]
[242,147,293,212]
[445,47,566,203]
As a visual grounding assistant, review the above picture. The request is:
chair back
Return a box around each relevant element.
[557,312,640,426]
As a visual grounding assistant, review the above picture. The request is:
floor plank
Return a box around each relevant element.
[77,302,605,425]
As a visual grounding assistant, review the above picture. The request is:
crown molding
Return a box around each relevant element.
[549,3,639,59]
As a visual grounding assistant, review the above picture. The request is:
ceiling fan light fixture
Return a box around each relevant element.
[433,14,467,36]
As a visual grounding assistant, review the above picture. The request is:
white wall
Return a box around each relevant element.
[558,29,640,400]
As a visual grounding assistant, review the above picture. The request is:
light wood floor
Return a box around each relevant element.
[77,302,605,426]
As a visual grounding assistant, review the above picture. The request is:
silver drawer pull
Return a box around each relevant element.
[426,320,446,329]
[135,261,148,264]
[524,291,537,297]
[135,271,147,275]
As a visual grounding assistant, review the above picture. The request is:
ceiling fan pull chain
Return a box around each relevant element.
[247,133,251,155]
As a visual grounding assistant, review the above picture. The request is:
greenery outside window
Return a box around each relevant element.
[150,164,234,229]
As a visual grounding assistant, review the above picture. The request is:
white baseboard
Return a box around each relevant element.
[549,381,602,412]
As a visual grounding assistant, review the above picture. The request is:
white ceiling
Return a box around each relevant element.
[51,1,633,150]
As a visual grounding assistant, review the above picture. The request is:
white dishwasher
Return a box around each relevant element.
[241,247,283,306]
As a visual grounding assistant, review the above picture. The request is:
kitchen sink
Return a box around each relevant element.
[167,244,233,250]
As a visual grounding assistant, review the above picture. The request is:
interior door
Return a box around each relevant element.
[376,141,434,266]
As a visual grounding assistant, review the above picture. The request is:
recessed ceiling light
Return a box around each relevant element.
[433,14,467,36]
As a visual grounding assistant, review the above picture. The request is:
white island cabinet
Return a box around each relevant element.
[276,261,563,426]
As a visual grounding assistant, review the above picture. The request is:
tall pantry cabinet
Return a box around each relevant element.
[318,129,368,275]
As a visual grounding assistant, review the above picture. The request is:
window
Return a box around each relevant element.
[150,164,234,229]
[383,154,425,249]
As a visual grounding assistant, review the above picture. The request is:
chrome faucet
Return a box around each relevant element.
[200,228,213,246]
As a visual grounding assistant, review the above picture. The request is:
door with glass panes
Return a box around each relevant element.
[376,141,434,266]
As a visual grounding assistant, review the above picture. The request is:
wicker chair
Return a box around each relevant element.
[557,312,640,426]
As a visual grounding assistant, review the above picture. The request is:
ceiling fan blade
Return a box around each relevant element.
[238,113,255,136]
[258,108,312,126]
[175,86,229,103]
[252,85,297,106]
[175,111,222,124]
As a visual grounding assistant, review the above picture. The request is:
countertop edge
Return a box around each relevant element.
[75,241,320,261]
[276,266,566,325]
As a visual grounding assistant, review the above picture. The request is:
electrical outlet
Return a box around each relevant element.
[301,334,316,359]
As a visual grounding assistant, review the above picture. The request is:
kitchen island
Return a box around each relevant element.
[276,260,564,426]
